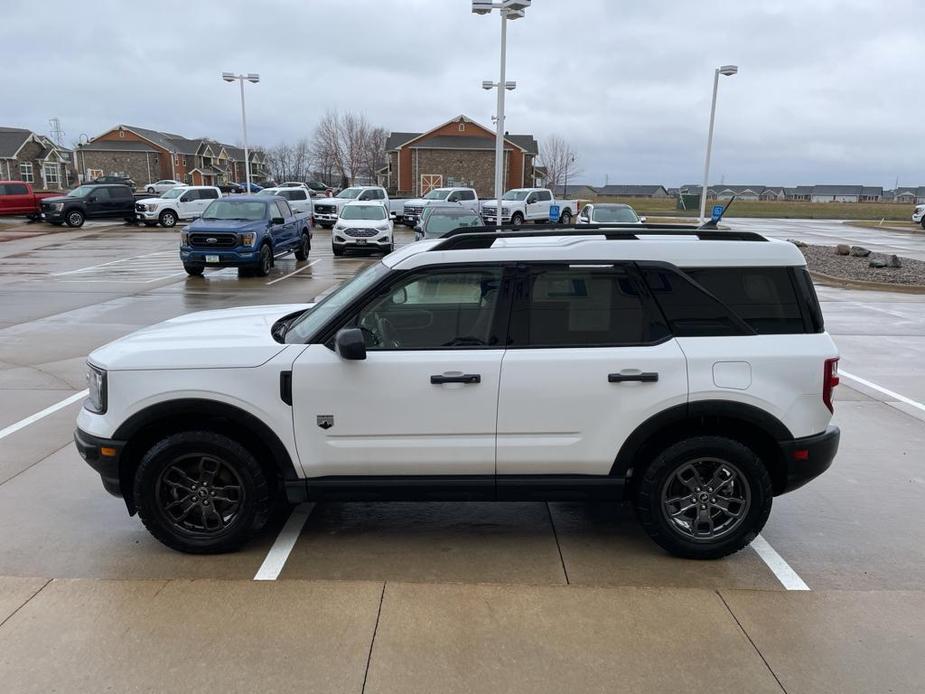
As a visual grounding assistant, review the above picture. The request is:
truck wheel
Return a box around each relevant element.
[511,212,524,225]
[158,210,177,228]
[559,210,572,225]
[332,245,345,257]
[183,264,204,276]
[146,186,155,193]
[255,244,272,276]
[133,431,271,554]
[65,210,85,228]
[634,436,772,560]
[294,232,311,261]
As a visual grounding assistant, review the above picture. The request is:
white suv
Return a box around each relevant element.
[135,186,222,228]
[332,201,393,255]
[74,224,840,558]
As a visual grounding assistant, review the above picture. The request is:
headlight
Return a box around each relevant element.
[180,231,189,245]
[147,204,157,211]
[334,223,344,231]
[85,363,107,414]
[502,207,510,215]
[377,224,390,231]
[52,202,64,211]
[240,232,257,246]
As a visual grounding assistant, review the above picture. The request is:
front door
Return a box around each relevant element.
[291,265,509,478]
[496,263,688,476]
[86,186,112,217]
[525,190,550,220]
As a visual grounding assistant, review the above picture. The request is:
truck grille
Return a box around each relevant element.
[404,205,424,215]
[314,204,336,214]
[188,233,238,248]
[344,228,377,238]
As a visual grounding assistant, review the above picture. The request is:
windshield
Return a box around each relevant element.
[336,188,362,199]
[424,212,482,238]
[66,186,95,198]
[592,206,640,223]
[502,190,530,201]
[201,200,267,221]
[424,189,451,200]
[341,205,386,221]
[285,262,391,343]
[161,188,185,199]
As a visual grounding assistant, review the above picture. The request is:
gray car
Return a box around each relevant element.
[414,206,483,241]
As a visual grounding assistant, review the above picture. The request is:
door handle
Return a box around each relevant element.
[430,373,481,385]
[608,372,659,383]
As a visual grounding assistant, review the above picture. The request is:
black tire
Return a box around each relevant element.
[158,210,177,228]
[146,186,155,193]
[184,264,204,276]
[133,431,272,554]
[294,231,311,261]
[559,209,572,225]
[382,243,393,255]
[332,244,345,256]
[255,244,272,276]
[634,436,772,560]
[511,212,524,225]
[65,209,85,228]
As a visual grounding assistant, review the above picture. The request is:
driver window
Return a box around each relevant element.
[353,268,504,350]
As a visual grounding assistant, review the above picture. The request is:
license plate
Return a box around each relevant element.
[356,240,367,245]
[206,255,220,263]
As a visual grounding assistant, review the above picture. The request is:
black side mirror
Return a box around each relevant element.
[271,216,285,225]
[335,328,366,360]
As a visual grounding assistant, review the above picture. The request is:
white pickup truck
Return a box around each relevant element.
[134,186,222,228]
[481,187,578,225]
[400,187,480,227]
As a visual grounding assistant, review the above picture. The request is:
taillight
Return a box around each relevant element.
[823,357,840,413]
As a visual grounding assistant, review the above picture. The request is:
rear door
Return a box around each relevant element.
[0,183,31,215]
[496,263,687,476]
[108,186,133,217]
[272,199,297,247]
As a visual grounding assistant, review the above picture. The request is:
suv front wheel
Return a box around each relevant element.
[635,436,772,560]
[133,431,271,554]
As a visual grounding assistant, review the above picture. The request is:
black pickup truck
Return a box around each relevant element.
[40,183,137,227]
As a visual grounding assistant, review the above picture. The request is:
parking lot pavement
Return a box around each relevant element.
[1,218,925,689]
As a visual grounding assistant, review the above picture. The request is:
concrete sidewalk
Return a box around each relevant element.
[1,577,922,694]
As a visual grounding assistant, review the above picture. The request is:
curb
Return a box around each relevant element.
[809,270,925,294]
[841,221,924,235]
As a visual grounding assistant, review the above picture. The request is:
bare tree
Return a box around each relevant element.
[310,110,387,187]
[539,135,580,192]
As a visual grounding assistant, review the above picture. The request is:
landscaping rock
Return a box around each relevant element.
[869,259,887,268]
[850,246,871,257]
[835,244,851,255]
[889,254,902,268]
[798,245,925,287]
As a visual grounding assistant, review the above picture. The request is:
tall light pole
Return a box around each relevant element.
[222,72,260,193]
[474,1,530,226]
[699,64,737,222]
[562,152,575,197]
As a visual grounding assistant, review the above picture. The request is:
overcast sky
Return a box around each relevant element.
[3,0,923,187]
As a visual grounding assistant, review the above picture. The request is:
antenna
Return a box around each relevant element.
[48,117,65,145]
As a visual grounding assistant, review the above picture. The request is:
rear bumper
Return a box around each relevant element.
[74,428,125,498]
[777,425,840,494]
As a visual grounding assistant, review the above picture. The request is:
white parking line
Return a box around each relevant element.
[51,250,170,276]
[751,534,810,590]
[265,259,321,286]
[841,370,925,414]
[253,502,315,580]
[0,390,88,442]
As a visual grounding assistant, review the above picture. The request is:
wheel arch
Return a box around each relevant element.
[113,398,298,514]
[612,400,792,496]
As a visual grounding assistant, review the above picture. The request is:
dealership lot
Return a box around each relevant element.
[0,218,924,691]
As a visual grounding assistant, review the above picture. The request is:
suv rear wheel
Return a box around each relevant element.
[635,436,772,559]
[133,431,271,554]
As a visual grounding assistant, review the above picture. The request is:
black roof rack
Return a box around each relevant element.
[433,223,767,251]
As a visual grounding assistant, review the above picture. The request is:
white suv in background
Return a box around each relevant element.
[332,201,393,255]
[75,223,840,558]
[912,204,925,228]
[258,186,314,215]
[135,186,222,228]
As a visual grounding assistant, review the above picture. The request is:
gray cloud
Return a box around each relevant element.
[2,0,923,186]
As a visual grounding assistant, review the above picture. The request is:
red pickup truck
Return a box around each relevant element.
[0,181,64,219]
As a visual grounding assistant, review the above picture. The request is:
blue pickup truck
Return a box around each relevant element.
[179,195,313,277]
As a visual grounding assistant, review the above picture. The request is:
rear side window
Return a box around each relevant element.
[201,188,219,200]
[110,186,131,200]
[1,183,28,195]
[92,188,112,201]
[641,267,747,337]
[685,267,807,334]
[513,265,667,347]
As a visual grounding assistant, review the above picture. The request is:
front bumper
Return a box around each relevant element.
[332,234,392,248]
[180,246,260,267]
[136,209,160,221]
[74,428,126,497]
[912,211,924,223]
[777,425,840,494]
[314,212,339,224]
[481,214,511,224]
[40,209,65,222]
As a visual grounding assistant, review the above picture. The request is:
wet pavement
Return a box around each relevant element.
[0,217,924,691]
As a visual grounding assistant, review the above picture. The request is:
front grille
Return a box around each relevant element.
[314,204,335,214]
[344,228,377,238]
[189,233,238,248]
[404,205,423,215]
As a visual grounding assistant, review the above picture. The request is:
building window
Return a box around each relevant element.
[19,162,33,183]
[43,163,59,185]
[119,130,125,138]
[459,122,465,131]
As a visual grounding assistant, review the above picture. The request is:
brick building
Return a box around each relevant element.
[383,115,540,197]
[0,126,75,191]
[74,125,267,187]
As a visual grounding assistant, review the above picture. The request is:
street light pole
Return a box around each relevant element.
[222,72,260,193]
[474,1,529,226]
[699,64,737,222]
